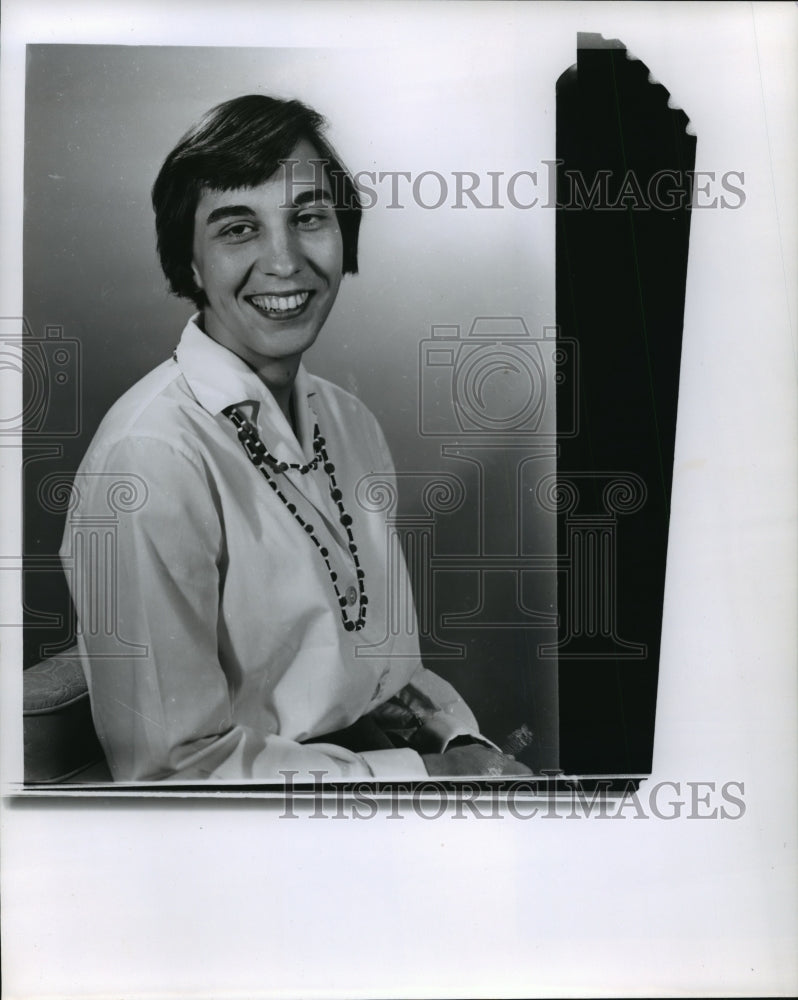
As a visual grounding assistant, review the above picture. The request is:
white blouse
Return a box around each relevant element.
[60,317,483,782]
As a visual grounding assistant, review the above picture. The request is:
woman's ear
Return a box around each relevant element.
[191,261,204,291]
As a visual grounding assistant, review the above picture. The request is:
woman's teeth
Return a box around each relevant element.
[249,292,310,313]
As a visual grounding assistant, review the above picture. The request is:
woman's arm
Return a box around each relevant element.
[61,434,426,783]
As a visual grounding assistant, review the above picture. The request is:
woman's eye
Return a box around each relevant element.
[295,211,329,229]
[221,222,256,239]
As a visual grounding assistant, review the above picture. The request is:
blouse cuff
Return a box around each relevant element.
[358,747,428,780]
[417,713,502,755]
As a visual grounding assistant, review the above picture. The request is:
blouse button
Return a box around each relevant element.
[345,585,358,605]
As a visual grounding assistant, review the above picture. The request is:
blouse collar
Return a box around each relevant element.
[175,314,318,464]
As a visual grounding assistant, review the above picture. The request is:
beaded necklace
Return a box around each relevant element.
[223,404,368,632]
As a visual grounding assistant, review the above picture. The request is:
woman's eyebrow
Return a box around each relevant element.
[290,187,334,207]
[205,205,257,226]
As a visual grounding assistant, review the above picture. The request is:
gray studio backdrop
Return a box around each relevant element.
[23,44,558,768]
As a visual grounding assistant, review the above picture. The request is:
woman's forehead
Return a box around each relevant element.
[196,140,333,207]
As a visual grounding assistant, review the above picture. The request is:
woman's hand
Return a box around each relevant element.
[422,744,533,777]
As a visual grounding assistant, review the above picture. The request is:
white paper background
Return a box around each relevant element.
[1,1,796,997]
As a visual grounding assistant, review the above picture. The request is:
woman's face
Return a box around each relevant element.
[190,139,344,376]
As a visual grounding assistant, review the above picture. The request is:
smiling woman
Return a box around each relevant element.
[58,94,532,784]
[189,143,344,416]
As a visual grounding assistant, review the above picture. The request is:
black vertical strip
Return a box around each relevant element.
[555,33,696,775]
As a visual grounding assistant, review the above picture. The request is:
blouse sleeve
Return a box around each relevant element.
[60,435,426,783]
[367,665,500,756]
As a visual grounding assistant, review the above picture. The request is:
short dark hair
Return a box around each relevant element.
[152,94,362,307]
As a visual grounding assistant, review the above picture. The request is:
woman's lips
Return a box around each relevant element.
[246,290,313,319]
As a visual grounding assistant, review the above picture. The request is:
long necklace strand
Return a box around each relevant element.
[223,405,368,632]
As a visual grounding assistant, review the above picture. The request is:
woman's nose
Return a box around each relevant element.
[255,228,301,278]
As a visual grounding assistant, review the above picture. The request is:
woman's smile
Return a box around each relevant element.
[246,290,313,318]
[190,139,344,383]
